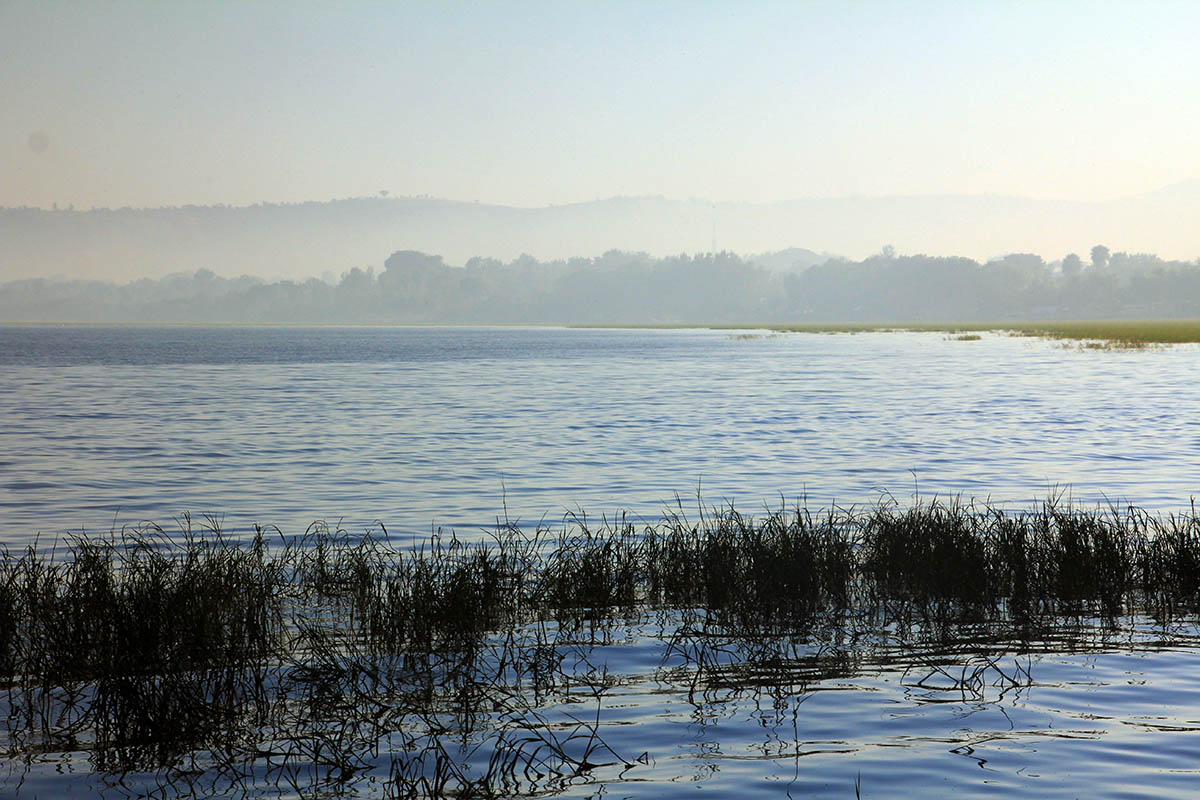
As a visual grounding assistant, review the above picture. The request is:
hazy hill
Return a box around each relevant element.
[2,183,1198,282]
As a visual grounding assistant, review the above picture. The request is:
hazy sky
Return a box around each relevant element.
[3,0,1198,210]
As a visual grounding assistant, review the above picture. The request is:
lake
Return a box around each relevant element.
[4,324,1200,799]
[3,325,1199,546]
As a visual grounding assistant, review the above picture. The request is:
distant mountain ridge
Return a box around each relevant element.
[2,183,1198,282]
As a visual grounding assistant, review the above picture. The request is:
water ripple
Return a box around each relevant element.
[2,326,1199,543]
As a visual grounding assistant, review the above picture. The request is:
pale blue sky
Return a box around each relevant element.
[3,0,1197,209]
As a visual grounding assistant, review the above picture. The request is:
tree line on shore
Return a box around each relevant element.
[4,244,1199,324]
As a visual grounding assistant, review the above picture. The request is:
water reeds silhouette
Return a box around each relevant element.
[6,497,1200,796]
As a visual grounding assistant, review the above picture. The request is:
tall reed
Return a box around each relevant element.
[7,497,1200,797]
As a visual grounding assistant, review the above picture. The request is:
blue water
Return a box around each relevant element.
[2,325,1199,546]
[7,324,1200,799]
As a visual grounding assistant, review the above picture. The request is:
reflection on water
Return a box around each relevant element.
[7,613,1200,799]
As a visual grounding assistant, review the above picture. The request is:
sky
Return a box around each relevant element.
[3,0,1199,210]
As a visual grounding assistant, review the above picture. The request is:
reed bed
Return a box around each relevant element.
[6,498,1200,796]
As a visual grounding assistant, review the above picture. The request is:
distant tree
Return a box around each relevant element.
[1106,251,1162,276]
[990,253,1046,277]
[510,253,541,270]
[464,256,503,271]
[1091,244,1110,270]
[1061,253,1083,278]
[379,251,446,312]
[383,250,444,276]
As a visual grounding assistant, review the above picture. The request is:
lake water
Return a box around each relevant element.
[5,324,1200,799]
[3,325,1199,546]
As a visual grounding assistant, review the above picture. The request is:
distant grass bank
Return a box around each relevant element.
[584,319,1200,345]
[773,319,1200,345]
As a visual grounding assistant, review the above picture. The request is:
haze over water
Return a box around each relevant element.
[4,325,1198,547]
[5,3,1200,794]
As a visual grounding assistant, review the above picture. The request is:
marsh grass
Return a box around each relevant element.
[7,497,1200,796]
[757,319,1200,345]
[589,320,1200,345]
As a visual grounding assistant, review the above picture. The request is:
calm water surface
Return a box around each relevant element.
[2,325,1198,545]
[14,617,1200,800]
[5,325,1200,799]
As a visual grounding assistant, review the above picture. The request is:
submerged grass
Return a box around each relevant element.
[7,497,1200,796]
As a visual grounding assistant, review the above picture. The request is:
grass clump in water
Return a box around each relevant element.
[6,497,1200,795]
